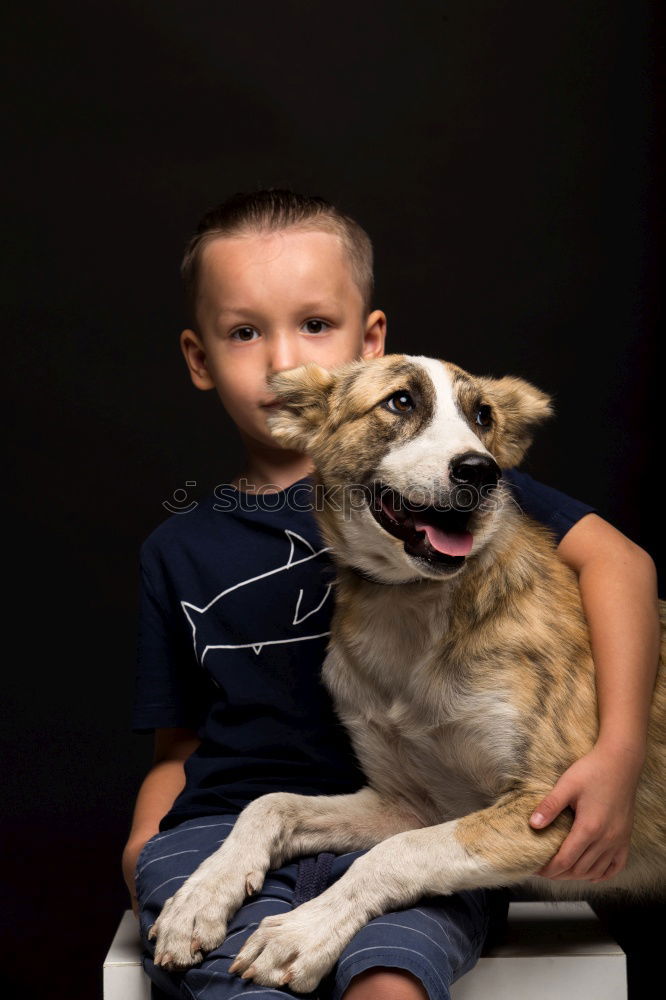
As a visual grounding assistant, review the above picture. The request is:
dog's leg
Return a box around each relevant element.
[150,786,422,970]
[229,789,573,993]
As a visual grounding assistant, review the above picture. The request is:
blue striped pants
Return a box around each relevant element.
[136,815,506,1000]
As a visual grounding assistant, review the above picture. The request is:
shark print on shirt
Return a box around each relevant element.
[181,530,335,665]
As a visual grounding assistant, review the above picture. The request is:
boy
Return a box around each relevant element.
[124,189,660,1000]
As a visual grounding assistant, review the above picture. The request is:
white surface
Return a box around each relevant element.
[103,902,627,1000]
[451,901,626,999]
[103,910,151,1000]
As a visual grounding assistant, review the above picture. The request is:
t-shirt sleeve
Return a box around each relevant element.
[501,468,598,545]
[131,540,212,735]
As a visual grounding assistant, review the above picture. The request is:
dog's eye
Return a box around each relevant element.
[384,391,415,414]
[475,404,492,428]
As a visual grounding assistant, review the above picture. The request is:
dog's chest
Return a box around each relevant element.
[366,696,515,821]
[324,638,520,824]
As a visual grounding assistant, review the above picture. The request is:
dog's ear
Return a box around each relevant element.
[264,362,336,451]
[480,375,554,467]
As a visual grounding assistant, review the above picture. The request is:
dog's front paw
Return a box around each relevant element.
[228,904,344,993]
[147,882,221,970]
[148,867,255,971]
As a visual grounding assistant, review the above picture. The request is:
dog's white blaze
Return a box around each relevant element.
[377,357,492,497]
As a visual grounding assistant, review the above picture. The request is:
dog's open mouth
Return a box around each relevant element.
[369,483,474,567]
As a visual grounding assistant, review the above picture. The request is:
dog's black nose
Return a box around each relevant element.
[450,452,501,490]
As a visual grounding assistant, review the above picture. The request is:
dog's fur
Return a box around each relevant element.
[150,354,666,992]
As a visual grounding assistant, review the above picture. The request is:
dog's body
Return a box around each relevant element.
[150,355,666,991]
[324,506,666,897]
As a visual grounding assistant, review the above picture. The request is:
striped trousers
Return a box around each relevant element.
[136,815,507,1000]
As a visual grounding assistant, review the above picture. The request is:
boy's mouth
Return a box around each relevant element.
[368,482,475,567]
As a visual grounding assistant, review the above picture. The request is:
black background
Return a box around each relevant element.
[3,2,662,997]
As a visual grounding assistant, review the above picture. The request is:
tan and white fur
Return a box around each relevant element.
[150,354,666,993]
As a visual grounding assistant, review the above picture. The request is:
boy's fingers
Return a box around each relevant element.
[590,857,621,883]
[535,827,592,877]
[555,843,608,879]
[579,849,616,881]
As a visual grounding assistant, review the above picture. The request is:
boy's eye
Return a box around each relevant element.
[230,326,259,341]
[303,319,330,334]
[383,391,415,414]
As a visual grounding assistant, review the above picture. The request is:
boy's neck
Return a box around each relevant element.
[230,450,316,494]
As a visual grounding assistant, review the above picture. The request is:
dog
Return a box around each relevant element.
[150,354,666,992]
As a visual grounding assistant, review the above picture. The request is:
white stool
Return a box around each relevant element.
[104,901,626,999]
[450,901,626,999]
[103,911,151,1000]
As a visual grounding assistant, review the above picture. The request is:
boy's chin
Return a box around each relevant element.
[248,422,299,456]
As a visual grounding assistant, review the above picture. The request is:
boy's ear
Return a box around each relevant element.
[479,375,554,468]
[264,362,336,451]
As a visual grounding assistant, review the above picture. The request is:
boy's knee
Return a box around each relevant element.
[341,967,429,1000]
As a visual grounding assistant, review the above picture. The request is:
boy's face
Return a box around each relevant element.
[180,229,386,452]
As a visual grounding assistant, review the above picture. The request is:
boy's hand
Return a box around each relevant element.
[528,742,645,882]
[122,837,150,918]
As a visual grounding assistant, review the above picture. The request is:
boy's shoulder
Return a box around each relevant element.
[137,477,333,621]
[139,476,324,568]
[140,487,223,557]
[501,466,597,545]
[138,484,273,583]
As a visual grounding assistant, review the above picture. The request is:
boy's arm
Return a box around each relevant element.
[529,513,660,882]
[122,727,202,916]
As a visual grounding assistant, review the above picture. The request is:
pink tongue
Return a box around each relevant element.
[412,518,473,556]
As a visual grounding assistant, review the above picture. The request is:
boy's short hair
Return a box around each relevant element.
[181,188,374,328]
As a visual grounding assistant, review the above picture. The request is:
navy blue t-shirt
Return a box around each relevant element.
[132,469,596,832]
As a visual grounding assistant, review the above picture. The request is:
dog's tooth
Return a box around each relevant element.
[387,491,409,521]
[381,498,401,524]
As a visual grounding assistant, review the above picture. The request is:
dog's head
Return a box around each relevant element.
[265,355,552,583]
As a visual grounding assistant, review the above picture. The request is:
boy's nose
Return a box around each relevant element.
[267,335,305,374]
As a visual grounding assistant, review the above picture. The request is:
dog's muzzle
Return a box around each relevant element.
[368,458,500,570]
